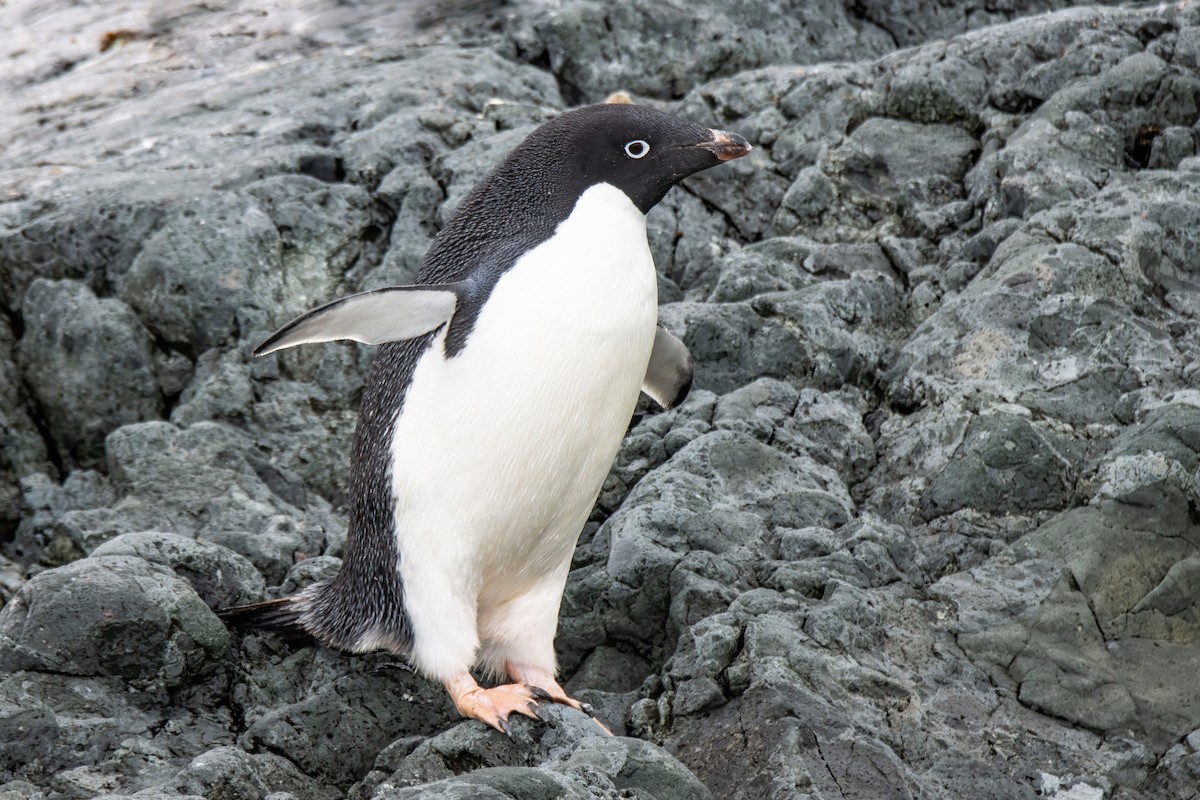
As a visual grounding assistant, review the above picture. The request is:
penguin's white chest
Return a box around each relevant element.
[389,183,657,601]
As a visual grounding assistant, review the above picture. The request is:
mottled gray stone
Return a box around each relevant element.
[921,408,1076,520]
[773,117,979,240]
[0,320,49,539]
[243,174,376,301]
[943,498,1200,750]
[0,672,164,784]
[885,53,988,125]
[170,348,255,428]
[599,390,716,516]
[120,193,286,351]
[706,235,899,304]
[884,175,1197,426]
[0,782,45,800]
[661,274,906,395]
[90,531,265,609]
[506,0,894,102]
[8,470,114,565]
[0,555,229,684]
[162,746,342,800]
[374,712,709,800]
[45,737,180,799]
[93,421,343,578]
[707,236,819,303]
[248,376,362,509]
[665,677,918,799]
[561,429,851,673]
[17,279,162,468]
[714,381,877,486]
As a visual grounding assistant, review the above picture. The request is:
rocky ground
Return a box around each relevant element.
[2,0,1200,797]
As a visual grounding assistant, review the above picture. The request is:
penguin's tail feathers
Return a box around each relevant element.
[218,596,310,636]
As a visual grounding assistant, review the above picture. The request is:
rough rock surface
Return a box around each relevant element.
[2,1,1200,798]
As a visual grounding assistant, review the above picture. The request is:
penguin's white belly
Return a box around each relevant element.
[388,183,657,678]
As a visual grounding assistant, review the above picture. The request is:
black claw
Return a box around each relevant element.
[498,717,513,738]
[530,705,556,729]
[527,685,554,702]
[527,702,556,728]
[578,702,596,718]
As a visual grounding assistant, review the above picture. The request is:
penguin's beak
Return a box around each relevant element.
[694,129,752,161]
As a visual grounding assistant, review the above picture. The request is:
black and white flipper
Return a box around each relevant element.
[641,324,693,410]
[253,283,468,356]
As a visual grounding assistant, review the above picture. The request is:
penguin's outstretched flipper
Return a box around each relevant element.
[254,282,470,356]
[641,324,693,410]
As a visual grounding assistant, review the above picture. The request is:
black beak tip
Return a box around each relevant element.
[701,129,752,162]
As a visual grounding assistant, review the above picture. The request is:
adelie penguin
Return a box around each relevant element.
[221,102,751,735]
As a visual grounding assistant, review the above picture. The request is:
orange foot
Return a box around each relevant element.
[443,672,544,736]
[506,661,614,736]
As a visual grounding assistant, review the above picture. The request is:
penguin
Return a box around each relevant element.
[220,102,751,735]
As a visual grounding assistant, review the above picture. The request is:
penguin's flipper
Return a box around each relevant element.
[641,324,693,410]
[254,283,466,356]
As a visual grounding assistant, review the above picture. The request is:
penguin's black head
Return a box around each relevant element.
[511,103,752,215]
[424,104,752,282]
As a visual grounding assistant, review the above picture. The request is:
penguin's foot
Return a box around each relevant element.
[444,672,542,736]
[506,662,614,736]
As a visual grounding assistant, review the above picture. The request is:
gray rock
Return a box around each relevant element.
[162,746,341,800]
[81,420,345,580]
[920,407,1076,520]
[714,381,877,486]
[773,117,980,240]
[372,711,709,800]
[706,236,821,303]
[170,348,255,428]
[247,376,362,510]
[0,555,229,685]
[0,320,50,540]
[852,0,1130,50]
[0,556,23,606]
[598,390,716,517]
[704,235,901,304]
[941,496,1200,750]
[0,672,165,785]
[45,737,180,798]
[240,663,450,788]
[505,0,894,102]
[120,192,287,352]
[243,174,376,302]
[17,279,162,469]
[665,676,918,799]
[0,781,45,800]
[885,53,988,126]
[561,429,852,674]
[660,274,906,395]
[90,531,266,609]
[8,469,114,566]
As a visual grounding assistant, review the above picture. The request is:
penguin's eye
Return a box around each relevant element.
[623,139,651,159]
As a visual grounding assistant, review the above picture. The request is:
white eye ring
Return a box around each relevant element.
[624,139,650,159]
